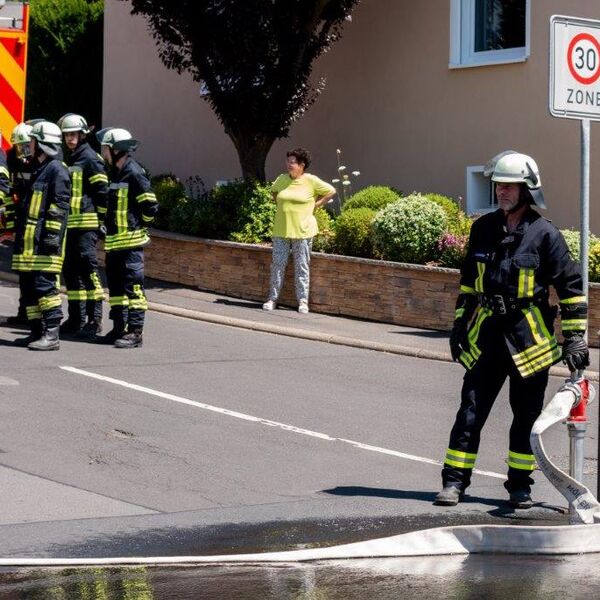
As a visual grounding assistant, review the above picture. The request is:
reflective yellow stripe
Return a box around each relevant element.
[45,220,62,231]
[109,296,129,307]
[455,308,465,320]
[136,192,157,203]
[507,452,537,471]
[29,190,42,219]
[70,169,83,215]
[67,213,100,229]
[524,308,545,346]
[475,262,485,293]
[89,173,108,184]
[11,254,64,272]
[26,305,42,320]
[142,214,154,223]
[67,289,88,301]
[517,268,535,298]
[445,447,478,469]
[89,272,104,301]
[517,345,561,378]
[39,294,62,312]
[560,296,587,305]
[116,187,128,233]
[460,285,476,295]
[129,284,148,310]
[104,229,149,251]
[0,166,8,178]
[562,319,587,331]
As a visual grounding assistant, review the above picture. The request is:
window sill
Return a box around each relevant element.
[449,56,528,70]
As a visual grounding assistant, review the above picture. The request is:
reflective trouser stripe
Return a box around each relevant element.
[475,262,485,293]
[560,296,587,305]
[508,451,536,471]
[129,284,148,311]
[88,272,104,301]
[67,289,88,301]
[517,268,535,298]
[444,448,477,469]
[109,296,129,307]
[26,305,42,320]
[562,319,587,332]
[39,294,62,312]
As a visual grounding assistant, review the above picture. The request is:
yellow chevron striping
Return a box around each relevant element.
[0,101,18,142]
[0,41,25,97]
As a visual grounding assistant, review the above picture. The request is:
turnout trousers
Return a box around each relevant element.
[21,272,63,329]
[105,247,148,331]
[62,230,104,325]
[442,323,549,494]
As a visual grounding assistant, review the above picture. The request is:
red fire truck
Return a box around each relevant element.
[0,1,29,150]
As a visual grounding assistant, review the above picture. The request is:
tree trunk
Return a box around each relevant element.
[230,132,276,183]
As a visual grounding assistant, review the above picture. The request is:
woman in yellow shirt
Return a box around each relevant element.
[263,148,335,314]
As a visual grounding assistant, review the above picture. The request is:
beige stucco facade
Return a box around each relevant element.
[104,0,600,231]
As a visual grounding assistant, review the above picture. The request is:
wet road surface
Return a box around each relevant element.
[3,553,600,599]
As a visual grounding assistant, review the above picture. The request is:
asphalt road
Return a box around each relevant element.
[0,280,596,559]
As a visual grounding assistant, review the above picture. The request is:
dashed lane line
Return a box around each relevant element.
[60,365,505,480]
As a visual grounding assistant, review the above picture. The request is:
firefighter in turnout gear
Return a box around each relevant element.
[0,131,10,221]
[4,122,35,325]
[11,121,71,351]
[435,151,589,509]
[96,128,158,348]
[58,113,108,340]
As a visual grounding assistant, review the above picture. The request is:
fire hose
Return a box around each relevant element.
[0,374,599,566]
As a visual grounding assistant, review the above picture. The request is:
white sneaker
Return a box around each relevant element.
[298,300,309,314]
[262,300,276,311]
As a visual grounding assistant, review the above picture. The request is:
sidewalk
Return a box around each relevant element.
[0,240,597,379]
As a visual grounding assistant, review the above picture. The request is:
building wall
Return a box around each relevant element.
[104,0,600,231]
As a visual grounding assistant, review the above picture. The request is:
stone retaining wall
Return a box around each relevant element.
[144,230,600,343]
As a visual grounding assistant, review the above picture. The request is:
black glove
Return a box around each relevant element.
[562,334,590,372]
[449,320,469,362]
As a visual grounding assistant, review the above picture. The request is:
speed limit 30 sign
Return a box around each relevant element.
[550,15,600,120]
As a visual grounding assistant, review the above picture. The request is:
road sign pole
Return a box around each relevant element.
[581,118,590,322]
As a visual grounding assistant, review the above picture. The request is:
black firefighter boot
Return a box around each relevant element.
[114,328,143,349]
[14,319,43,347]
[95,315,126,345]
[28,325,60,351]
[60,301,85,337]
[76,299,103,341]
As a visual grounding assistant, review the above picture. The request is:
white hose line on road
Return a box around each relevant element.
[530,384,600,524]
[2,370,593,566]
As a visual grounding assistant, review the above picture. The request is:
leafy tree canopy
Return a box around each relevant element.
[27,0,104,125]
[122,0,360,181]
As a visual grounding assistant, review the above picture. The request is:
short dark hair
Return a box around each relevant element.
[286,147,311,170]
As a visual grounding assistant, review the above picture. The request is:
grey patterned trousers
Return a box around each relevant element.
[267,237,312,302]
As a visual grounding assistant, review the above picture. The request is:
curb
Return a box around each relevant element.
[1,271,597,381]
[148,301,599,382]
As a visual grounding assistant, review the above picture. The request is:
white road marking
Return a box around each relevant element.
[60,365,505,480]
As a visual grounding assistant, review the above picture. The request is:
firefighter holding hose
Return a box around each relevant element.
[435,151,589,509]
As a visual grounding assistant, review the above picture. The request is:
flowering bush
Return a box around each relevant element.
[437,232,468,268]
[425,193,471,237]
[372,194,447,264]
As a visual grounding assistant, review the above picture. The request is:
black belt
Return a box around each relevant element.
[480,294,547,316]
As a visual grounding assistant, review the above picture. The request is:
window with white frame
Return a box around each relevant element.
[466,166,496,215]
[450,0,530,68]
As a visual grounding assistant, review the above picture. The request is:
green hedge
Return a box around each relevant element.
[334,207,376,258]
[343,186,400,212]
